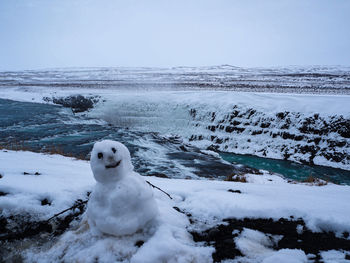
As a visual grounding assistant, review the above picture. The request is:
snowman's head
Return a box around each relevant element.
[90,140,134,183]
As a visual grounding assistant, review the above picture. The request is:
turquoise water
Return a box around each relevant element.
[1,98,350,184]
[220,152,350,185]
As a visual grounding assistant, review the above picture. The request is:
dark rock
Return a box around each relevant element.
[135,240,144,247]
[0,173,2,179]
[260,122,270,128]
[35,172,41,176]
[0,216,8,233]
[0,191,8,196]
[189,109,196,118]
[346,254,350,260]
[280,123,290,129]
[231,120,241,126]
[313,137,321,145]
[272,133,278,138]
[294,135,304,141]
[23,172,30,175]
[337,120,350,138]
[206,145,219,151]
[281,132,295,140]
[227,189,241,194]
[207,125,216,132]
[251,130,263,135]
[229,110,240,120]
[208,228,221,239]
[191,217,350,262]
[283,151,291,160]
[276,112,289,119]
[41,198,51,206]
[328,140,346,148]
[225,126,234,133]
[215,138,223,144]
[225,126,245,133]
[52,95,99,113]
[173,206,182,213]
[247,109,256,118]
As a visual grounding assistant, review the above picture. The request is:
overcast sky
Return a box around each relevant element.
[0,0,349,70]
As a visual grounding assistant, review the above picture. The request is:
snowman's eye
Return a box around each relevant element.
[98,152,103,159]
[111,147,116,153]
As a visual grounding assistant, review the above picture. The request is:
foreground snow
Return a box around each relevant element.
[1,150,350,262]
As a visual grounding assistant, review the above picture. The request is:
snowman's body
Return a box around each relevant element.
[87,140,158,236]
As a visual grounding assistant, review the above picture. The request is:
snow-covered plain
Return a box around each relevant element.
[1,150,350,262]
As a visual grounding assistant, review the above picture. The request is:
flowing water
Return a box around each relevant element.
[1,97,350,184]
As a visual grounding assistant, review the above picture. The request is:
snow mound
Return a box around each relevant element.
[232,228,307,263]
[24,184,213,263]
[0,150,94,218]
[1,150,350,262]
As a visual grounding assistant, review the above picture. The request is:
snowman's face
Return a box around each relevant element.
[90,140,133,183]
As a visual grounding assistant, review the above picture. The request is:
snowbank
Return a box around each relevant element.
[1,150,350,262]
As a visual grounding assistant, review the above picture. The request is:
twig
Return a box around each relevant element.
[146,180,173,199]
[46,199,88,222]
[46,181,172,222]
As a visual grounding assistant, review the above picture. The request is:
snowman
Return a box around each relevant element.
[87,140,159,236]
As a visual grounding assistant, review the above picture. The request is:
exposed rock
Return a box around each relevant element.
[227,189,242,194]
[41,198,51,206]
[191,217,350,263]
[225,126,245,133]
[48,95,100,113]
[276,111,289,119]
[188,106,350,169]
[260,122,270,128]
[251,130,263,135]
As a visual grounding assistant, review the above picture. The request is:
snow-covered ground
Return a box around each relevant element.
[1,66,350,94]
[1,150,350,262]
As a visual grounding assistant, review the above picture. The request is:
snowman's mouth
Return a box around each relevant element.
[105,160,121,169]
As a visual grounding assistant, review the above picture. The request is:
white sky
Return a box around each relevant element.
[0,0,349,70]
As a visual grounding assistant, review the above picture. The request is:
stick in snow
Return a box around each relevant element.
[146,181,173,199]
